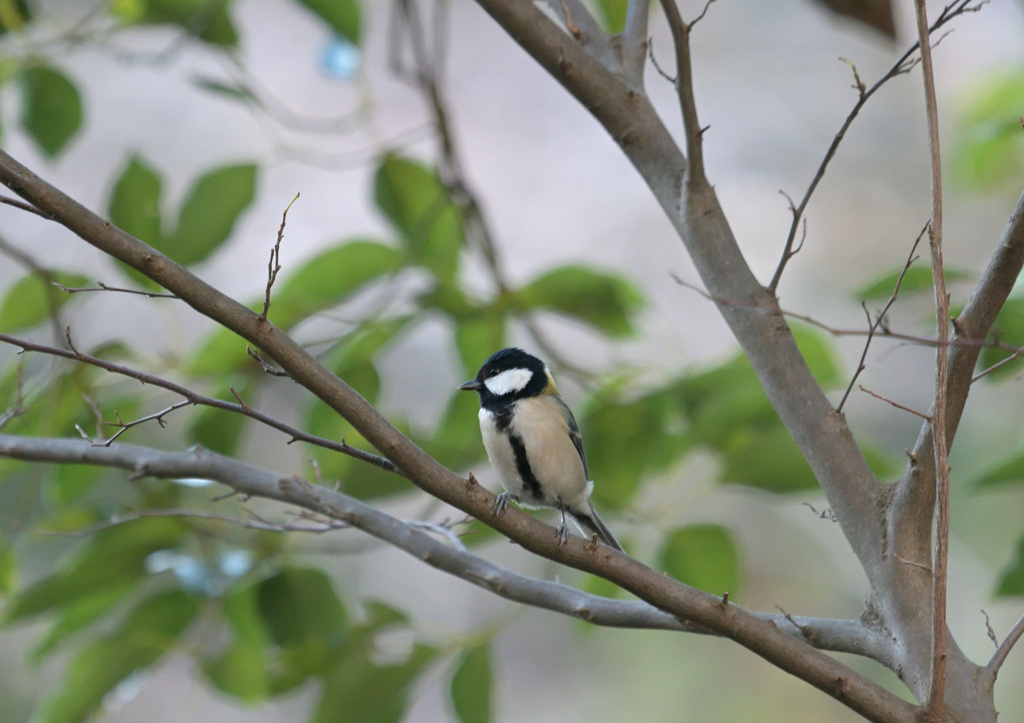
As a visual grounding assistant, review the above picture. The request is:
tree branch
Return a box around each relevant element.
[913,0,950,717]
[0,432,892,662]
[661,0,707,187]
[0,331,397,472]
[986,612,1024,678]
[621,0,651,83]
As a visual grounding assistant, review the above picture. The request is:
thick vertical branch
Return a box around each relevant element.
[913,1,950,718]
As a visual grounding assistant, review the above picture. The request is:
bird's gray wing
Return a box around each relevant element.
[551,394,588,480]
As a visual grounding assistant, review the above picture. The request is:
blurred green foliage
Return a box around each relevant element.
[953,71,1024,191]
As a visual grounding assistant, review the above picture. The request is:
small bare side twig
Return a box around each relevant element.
[986,612,1024,677]
[75,401,192,447]
[982,610,998,648]
[802,503,837,522]
[246,346,289,377]
[836,224,928,412]
[260,193,299,323]
[52,281,178,299]
[0,194,47,218]
[858,385,932,421]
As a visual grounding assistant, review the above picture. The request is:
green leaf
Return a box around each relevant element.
[581,383,689,509]
[855,266,970,301]
[109,154,164,246]
[41,589,200,723]
[997,534,1024,597]
[32,583,134,661]
[314,643,437,723]
[114,0,238,46]
[953,72,1024,190]
[20,65,83,158]
[187,383,248,455]
[454,313,506,377]
[518,265,643,337]
[172,163,257,265]
[2,517,185,625]
[374,155,464,282]
[0,545,16,595]
[659,524,740,596]
[593,0,627,33]
[719,425,818,492]
[975,451,1024,490]
[978,297,1024,380]
[49,464,107,506]
[451,643,492,723]
[256,568,346,649]
[190,75,258,104]
[304,320,415,500]
[205,583,270,701]
[0,271,89,332]
[0,0,31,34]
[792,324,841,388]
[422,389,488,474]
[297,0,361,43]
[272,239,403,329]
[189,325,254,376]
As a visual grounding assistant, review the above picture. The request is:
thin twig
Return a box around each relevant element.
[52,281,178,299]
[767,1,985,294]
[0,194,48,218]
[987,612,1024,676]
[661,0,709,186]
[246,345,289,377]
[858,385,931,421]
[672,272,1018,357]
[259,193,298,322]
[0,331,397,472]
[837,224,928,412]
[981,610,998,648]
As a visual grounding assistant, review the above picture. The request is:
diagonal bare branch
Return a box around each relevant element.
[0,431,893,660]
[0,331,396,472]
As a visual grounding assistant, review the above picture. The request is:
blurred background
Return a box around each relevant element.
[1,0,1023,721]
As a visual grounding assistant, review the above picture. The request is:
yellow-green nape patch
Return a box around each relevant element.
[540,371,559,395]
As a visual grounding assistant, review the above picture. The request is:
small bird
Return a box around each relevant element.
[458,347,623,551]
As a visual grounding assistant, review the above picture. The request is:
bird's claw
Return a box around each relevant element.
[493,492,513,517]
[556,524,569,548]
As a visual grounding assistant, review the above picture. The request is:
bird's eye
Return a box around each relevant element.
[488,367,498,375]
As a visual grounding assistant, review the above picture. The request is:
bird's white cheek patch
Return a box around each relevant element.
[484,368,532,396]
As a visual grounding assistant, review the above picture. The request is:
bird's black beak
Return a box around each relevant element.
[458,379,483,392]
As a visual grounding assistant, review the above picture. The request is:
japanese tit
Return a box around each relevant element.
[458,347,623,551]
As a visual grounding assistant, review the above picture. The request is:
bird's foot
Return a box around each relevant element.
[493,492,514,518]
[556,507,570,547]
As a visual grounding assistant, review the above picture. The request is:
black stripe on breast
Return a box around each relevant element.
[493,405,515,432]
[507,433,542,501]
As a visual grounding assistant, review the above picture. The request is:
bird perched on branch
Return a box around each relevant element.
[458,347,623,551]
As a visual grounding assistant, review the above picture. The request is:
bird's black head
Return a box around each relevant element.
[457,347,551,406]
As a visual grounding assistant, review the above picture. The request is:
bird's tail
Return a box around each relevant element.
[570,502,624,552]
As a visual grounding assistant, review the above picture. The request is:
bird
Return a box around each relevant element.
[458,347,623,551]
